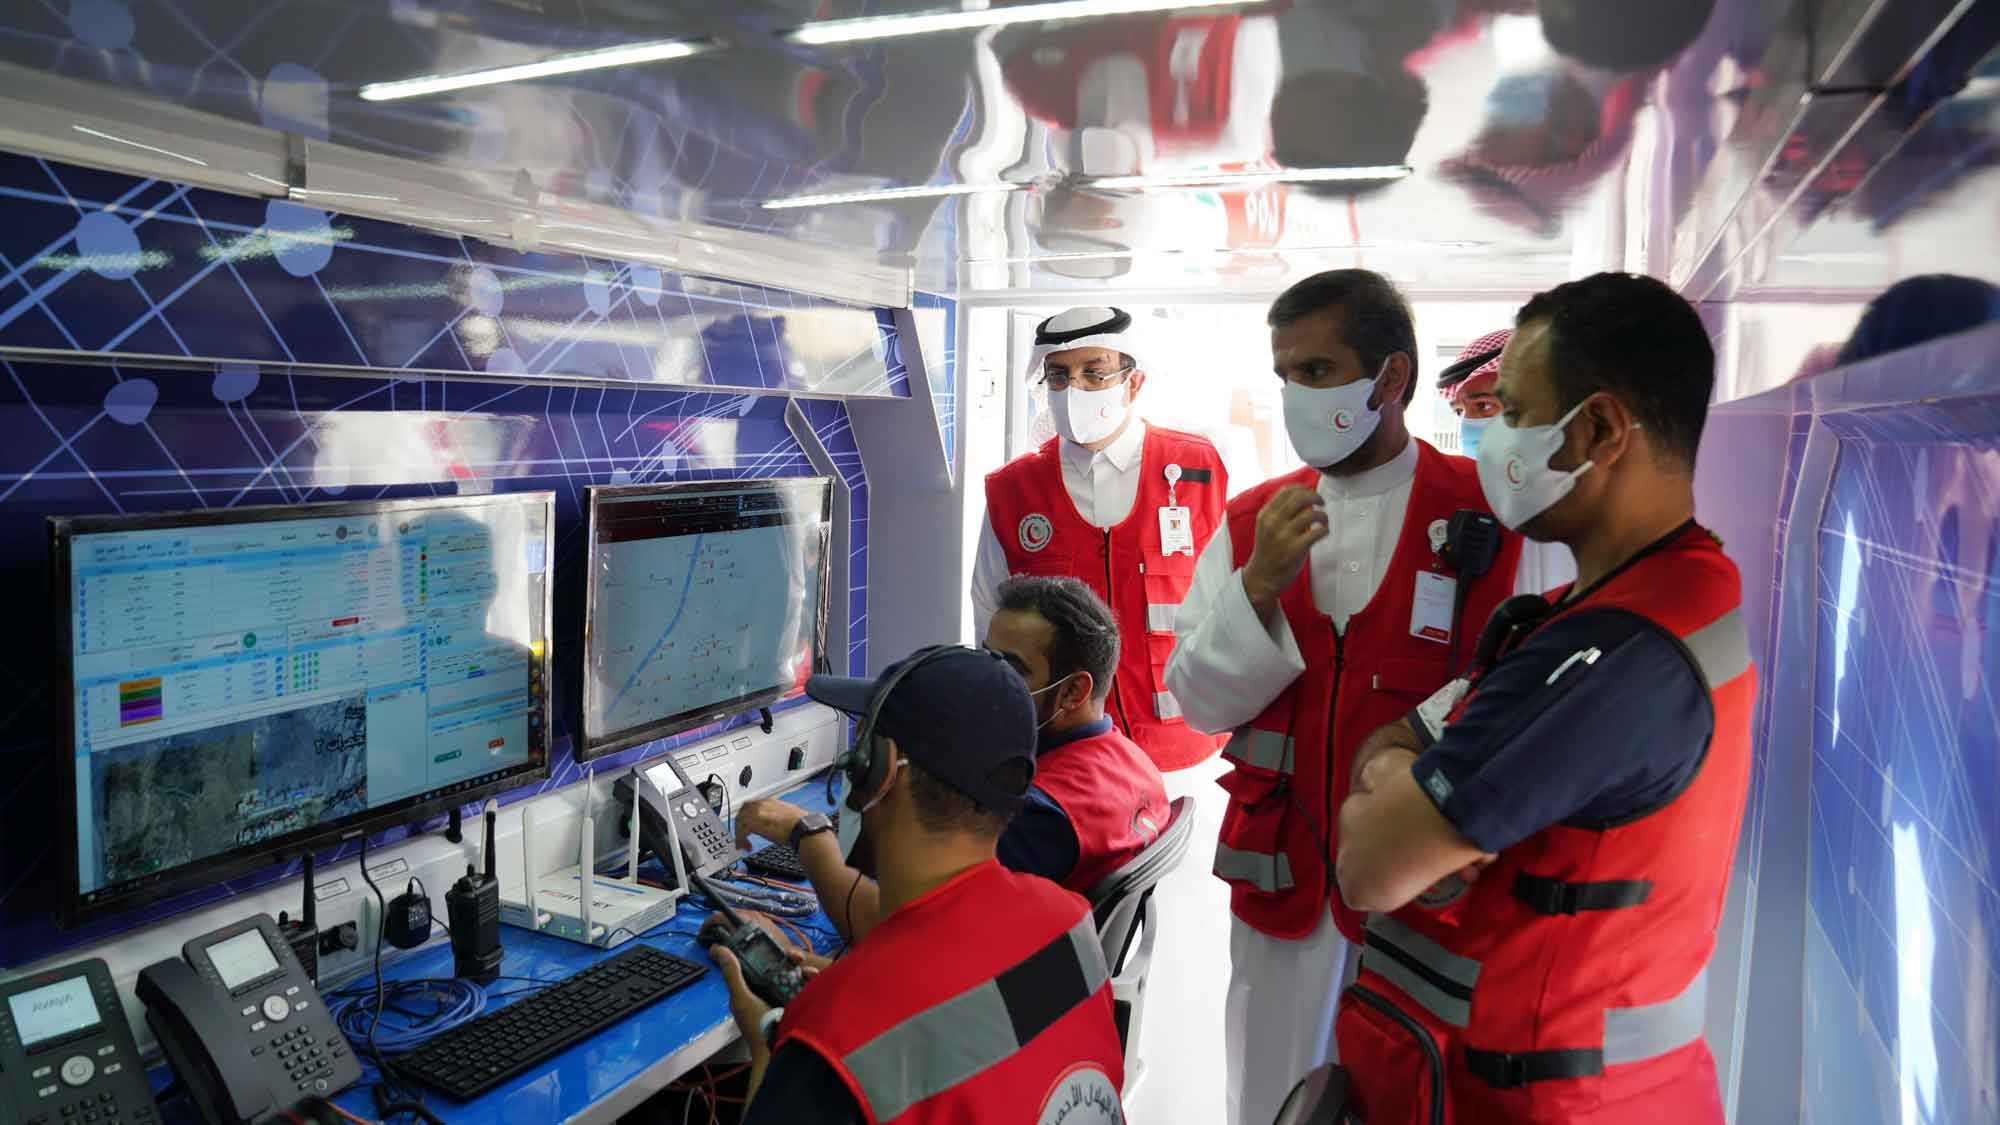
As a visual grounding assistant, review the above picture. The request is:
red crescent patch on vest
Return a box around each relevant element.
[1019,513,1054,553]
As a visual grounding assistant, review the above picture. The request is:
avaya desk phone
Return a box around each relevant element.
[1,957,158,1124]
[615,757,740,887]
[136,914,360,1125]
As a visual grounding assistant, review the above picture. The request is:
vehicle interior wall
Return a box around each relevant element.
[0,1,1997,1122]
[0,151,905,970]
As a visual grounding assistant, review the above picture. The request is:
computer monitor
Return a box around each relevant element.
[50,493,554,925]
[580,477,831,761]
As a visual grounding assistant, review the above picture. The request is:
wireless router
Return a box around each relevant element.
[498,768,687,948]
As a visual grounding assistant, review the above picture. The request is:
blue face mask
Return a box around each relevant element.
[1459,416,1491,460]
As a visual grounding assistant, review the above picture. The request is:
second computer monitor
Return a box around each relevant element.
[580,477,831,760]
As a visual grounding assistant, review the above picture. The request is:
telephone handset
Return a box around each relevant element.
[136,914,360,1125]
[0,956,159,1125]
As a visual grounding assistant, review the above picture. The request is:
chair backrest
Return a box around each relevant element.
[1088,795,1194,981]
[1271,1063,1357,1125]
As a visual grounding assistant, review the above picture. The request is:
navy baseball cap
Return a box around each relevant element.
[806,646,1038,816]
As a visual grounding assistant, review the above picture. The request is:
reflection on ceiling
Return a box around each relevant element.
[0,0,1993,302]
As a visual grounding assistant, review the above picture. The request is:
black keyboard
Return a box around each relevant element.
[745,843,809,882]
[398,945,707,1101]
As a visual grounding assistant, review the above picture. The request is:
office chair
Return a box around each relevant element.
[1086,796,1195,1098]
[1271,1063,1359,1124]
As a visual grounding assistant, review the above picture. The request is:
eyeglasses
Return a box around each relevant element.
[1037,363,1134,391]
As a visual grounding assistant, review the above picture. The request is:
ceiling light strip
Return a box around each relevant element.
[359,39,705,102]
[762,182,1025,210]
[1086,165,1413,190]
[790,0,1252,45]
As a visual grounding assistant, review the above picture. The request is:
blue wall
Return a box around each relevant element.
[0,155,923,969]
[1702,325,2000,1124]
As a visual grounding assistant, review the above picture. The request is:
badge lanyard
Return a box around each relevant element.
[1159,463,1194,557]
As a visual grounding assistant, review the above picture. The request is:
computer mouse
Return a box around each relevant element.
[695,914,736,950]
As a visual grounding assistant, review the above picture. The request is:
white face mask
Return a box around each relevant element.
[1281,360,1385,468]
[1049,385,1130,445]
[1476,399,1595,531]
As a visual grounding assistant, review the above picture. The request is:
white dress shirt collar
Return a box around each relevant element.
[1060,417,1148,474]
[1316,434,1417,499]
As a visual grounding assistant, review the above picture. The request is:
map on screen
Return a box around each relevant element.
[584,479,828,755]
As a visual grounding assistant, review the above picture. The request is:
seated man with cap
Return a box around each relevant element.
[710,646,1125,1124]
[735,574,1167,919]
[974,305,1229,778]
[985,574,1170,895]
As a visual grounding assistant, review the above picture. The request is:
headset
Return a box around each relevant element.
[1471,594,1555,674]
[825,644,1003,815]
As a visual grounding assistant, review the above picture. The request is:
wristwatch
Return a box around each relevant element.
[759,1007,785,1049]
[788,812,834,851]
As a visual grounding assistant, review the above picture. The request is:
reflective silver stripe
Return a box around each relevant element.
[841,915,1107,1120]
[1604,967,1708,1066]
[1154,691,1183,721]
[1147,602,1179,632]
[1682,609,1751,688]
[1213,845,1293,892]
[1360,913,1483,1028]
[1222,728,1294,773]
[844,977,1014,1120]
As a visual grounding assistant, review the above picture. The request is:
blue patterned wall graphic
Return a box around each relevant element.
[914,291,957,477]
[1804,394,2000,1125]
[792,398,869,679]
[1704,329,2000,1125]
[0,355,871,968]
[0,153,909,396]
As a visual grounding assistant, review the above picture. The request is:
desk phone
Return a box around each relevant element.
[1,957,158,1124]
[136,914,359,1125]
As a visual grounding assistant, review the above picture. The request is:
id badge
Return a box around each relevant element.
[1159,506,1195,556]
[1411,570,1456,644]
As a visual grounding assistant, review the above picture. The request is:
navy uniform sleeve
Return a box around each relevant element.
[995,785,1081,884]
[743,1041,867,1125]
[1410,608,1714,855]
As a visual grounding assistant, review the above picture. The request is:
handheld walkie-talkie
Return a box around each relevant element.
[278,849,321,984]
[447,803,504,982]
[1441,509,1504,677]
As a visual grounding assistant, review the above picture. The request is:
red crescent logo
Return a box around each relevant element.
[1018,514,1054,553]
[1332,409,1354,432]
[1505,456,1526,488]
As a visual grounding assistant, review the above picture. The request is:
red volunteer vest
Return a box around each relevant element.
[1337,524,1754,1125]
[1214,442,1521,942]
[778,860,1124,1124]
[985,426,1229,771]
[1034,723,1172,894]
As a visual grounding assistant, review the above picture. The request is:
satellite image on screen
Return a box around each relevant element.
[88,695,368,887]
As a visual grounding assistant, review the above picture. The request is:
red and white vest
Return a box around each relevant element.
[1337,524,1754,1124]
[985,425,1229,772]
[778,860,1125,1124]
[1035,722,1172,894]
[1213,443,1521,941]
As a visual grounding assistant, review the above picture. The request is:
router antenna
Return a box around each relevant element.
[482,800,498,882]
[300,849,317,932]
[578,768,596,942]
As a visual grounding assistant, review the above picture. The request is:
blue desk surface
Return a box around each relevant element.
[150,784,844,1124]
